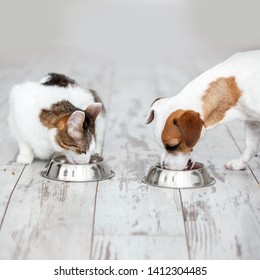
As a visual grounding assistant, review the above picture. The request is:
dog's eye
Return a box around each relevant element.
[165,143,180,151]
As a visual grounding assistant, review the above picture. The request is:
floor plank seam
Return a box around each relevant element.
[90,62,115,260]
[89,182,99,260]
[178,189,191,260]
[100,61,116,156]
[92,233,190,237]
[0,165,27,230]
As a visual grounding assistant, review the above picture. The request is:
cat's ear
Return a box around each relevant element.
[85,103,102,120]
[67,111,85,139]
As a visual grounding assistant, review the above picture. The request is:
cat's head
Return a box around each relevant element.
[40,101,103,164]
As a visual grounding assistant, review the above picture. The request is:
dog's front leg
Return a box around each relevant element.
[225,120,260,170]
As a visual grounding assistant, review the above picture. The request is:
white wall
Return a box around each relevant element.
[0,0,259,59]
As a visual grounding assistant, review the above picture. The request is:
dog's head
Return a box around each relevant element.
[145,97,204,170]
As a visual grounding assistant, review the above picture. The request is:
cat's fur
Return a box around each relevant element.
[9,73,105,164]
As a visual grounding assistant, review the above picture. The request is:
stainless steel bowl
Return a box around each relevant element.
[42,155,114,182]
[142,162,215,189]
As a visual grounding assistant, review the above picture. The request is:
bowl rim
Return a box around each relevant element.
[41,170,115,183]
[42,154,115,183]
[141,175,216,189]
[50,154,104,167]
[151,162,205,173]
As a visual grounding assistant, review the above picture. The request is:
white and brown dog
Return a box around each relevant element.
[146,50,260,171]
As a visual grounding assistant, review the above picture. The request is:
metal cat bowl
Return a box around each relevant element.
[142,162,215,189]
[42,155,114,182]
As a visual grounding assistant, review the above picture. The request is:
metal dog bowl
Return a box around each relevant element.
[42,155,115,182]
[142,162,215,189]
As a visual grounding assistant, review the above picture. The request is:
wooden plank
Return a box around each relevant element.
[0,160,97,259]
[182,126,260,259]
[92,235,187,260]
[0,166,25,223]
[158,56,260,259]
[94,183,185,236]
[0,54,112,259]
[182,178,260,259]
[0,53,43,225]
[91,63,188,259]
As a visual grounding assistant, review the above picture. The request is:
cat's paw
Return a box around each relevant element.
[17,153,34,164]
[225,159,247,170]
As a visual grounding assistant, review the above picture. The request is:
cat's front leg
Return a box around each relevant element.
[9,117,35,164]
[17,142,34,164]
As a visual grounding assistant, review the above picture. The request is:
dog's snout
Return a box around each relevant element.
[161,152,193,171]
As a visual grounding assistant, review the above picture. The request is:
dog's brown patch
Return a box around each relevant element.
[162,110,185,147]
[161,110,203,154]
[202,76,242,127]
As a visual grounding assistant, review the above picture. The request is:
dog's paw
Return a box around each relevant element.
[17,153,34,164]
[225,159,247,170]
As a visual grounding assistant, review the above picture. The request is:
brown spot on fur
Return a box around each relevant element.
[56,115,69,130]
[202,76,242,127]
[162,110,203,154]
[40,101,77,128]
[39,101,95,153]
[162,110,184,146]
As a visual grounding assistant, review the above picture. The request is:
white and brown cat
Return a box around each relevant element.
[9,73,105,164]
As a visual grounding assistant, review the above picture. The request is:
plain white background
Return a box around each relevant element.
[0,0,260,60]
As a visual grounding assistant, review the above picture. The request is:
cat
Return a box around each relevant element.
[8,73,105,164]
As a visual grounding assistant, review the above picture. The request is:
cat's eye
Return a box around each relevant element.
[165,143,180,152]
[60,140,88,155]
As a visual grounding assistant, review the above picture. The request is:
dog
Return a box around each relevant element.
[145,50,260,171]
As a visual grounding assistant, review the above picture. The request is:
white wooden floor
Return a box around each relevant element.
[0,50,260,259]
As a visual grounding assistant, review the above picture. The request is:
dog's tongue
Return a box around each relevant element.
[184,159,193,171]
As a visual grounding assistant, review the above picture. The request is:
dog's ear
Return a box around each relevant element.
[175,110,204,147]
[145,97,166,125]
